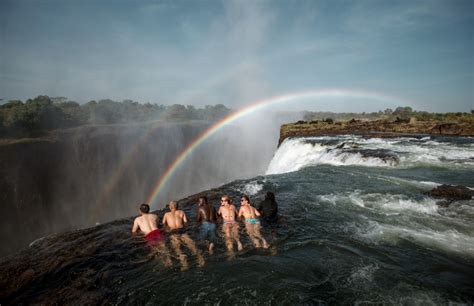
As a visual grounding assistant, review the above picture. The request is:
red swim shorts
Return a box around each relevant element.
[145,229,164,246]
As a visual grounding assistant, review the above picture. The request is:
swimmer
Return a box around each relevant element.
[132,203,171,266]
[196,196,218,254]
[163,201,204,270]
[238,195,269,248]
[132,203,162,241]
[218,195,243,251]
[256,191,278,223]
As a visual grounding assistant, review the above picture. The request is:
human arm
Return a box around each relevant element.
[253,207,261,217]
[182,211,188,224]
[234,206,240,220]
[162,213,168,227]
[132,218,139,233]
[238,207,244,218]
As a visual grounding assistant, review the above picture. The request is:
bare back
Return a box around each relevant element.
[163,209,187,230]
[219,204,237,222]
[132,213,159,235]
[198,204,218,223]
[238,205,259,219]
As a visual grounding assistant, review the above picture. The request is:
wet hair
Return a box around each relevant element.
[140,203,150,214]
[199,196,208,204]
[265,192,276,202]
[169,201,178,209]
[241,195,250,204]
[221,195,230,203]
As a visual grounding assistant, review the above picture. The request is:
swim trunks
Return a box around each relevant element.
[244,218,259,225]
[145,229,164,246]
[198,221,217,242]
[168,227,186,235]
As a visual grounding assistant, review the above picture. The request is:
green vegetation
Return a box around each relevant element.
[303,106,474,123]
[0,96,231,137]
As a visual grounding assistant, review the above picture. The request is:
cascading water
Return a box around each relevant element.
[1,136,473,304]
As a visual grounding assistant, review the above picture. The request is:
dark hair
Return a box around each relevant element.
[265,192,275,202]
[199,196,208,204]
[241,195,250,203]
[140,203,150,214]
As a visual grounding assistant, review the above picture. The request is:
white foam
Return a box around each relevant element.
[347,264,379,284]
[29,236,47,247]
[266,136,474,174]
[266,138,395,175]
[241,182,263,196]
[359,221,474,258]
[319,191,440,215]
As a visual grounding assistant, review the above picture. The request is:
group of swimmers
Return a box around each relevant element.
[131,192,278,269]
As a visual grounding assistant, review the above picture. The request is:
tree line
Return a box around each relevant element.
[303,106,474,123]
[0,96,231,137]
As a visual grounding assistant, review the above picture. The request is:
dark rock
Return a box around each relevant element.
[394,117,410,123]
[431,123,462,135]
[19,268,36,284]
[426,184,473,200]
[346,148,399,164]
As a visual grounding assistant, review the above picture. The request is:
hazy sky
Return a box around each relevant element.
[1,0,473,112]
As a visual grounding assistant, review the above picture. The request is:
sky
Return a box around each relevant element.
[0,0,473,112]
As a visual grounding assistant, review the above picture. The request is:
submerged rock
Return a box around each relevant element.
[426,184,473,201]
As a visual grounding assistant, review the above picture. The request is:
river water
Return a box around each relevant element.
[1,136,473,304]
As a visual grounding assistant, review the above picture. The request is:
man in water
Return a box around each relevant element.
[132,203,163,242]
[132,203,171,266]
[256,191,278,223]
[163,201,204,270]
[196,196,218,254]
[218,195,243,251]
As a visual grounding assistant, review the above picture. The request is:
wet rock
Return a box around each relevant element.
[426,184,473,201]
[347,149,399,164]
[19,268,36,284]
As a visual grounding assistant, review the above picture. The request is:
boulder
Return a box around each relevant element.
[426,184,473,200]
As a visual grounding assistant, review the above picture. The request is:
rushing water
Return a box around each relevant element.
[1,136,473,304]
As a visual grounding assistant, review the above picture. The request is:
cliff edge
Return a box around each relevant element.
[279,119,474,146]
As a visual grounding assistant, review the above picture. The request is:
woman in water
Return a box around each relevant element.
[238,195,269,248]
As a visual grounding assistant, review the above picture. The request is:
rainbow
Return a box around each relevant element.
[145,88,410,207]
[93,120,166,217]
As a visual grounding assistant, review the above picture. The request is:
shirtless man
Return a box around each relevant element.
[132,203,171,266]
[218,195,243,251]
[196,196,218,253]
[163,201,187,231]
[163,201,204,270]
[132,203,162,241]
[238,195,269,248]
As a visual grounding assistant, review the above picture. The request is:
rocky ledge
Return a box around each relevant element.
[279,119,474,145]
